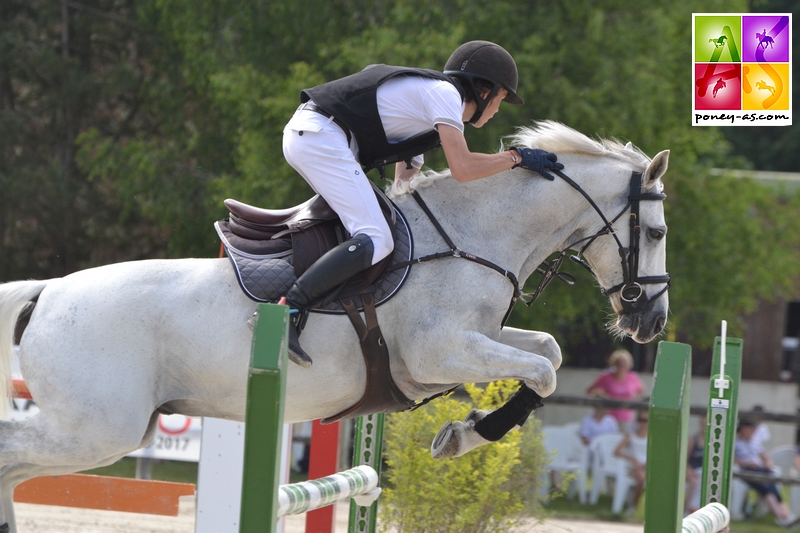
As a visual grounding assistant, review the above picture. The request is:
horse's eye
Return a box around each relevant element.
[649,228,665,240]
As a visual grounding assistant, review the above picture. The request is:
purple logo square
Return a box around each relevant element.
[742,15,790,62]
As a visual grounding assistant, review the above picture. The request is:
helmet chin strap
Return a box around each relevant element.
[465,84,500,125]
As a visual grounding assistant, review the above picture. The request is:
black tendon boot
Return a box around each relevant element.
[284,234,374,367]
[473,383,544,442]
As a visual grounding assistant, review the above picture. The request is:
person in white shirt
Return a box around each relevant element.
[579,407,619,446]
[614,410,649,513]
[735,420,798,528]
[750,404,771,454]
[280,41,563,366]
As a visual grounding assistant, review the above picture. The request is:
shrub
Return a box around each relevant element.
[379,380,548,533]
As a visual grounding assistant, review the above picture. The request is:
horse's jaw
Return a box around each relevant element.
[608,295,668,344]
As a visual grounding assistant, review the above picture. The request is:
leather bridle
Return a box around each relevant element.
[390,166,670,326]
[531,168,670,314]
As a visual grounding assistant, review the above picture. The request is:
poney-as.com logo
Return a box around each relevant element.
[693,13,791,126]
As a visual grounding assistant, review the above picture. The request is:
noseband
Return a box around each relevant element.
[531,168,670,314]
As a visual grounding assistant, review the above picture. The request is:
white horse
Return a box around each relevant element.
[0,121,668,532]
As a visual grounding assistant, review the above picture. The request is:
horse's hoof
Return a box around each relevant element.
[431,421,456,459]
[430,410,492,459]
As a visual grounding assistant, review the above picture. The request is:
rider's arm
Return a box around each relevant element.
[394,161,420,182]
[438,124,518,182]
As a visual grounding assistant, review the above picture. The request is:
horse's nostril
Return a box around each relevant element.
[655,316,666,333]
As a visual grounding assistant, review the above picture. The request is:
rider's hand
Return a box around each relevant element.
[511,148,564,180]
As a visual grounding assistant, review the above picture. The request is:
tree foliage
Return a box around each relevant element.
[2,0,798,359]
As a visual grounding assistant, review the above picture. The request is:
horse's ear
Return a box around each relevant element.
[624,142,634,152]
[645,150,669,184]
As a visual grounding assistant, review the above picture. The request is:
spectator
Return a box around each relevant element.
[579,406,619,446]
[750,404,771,454]
[614,409,649,514]
[587,349,645,432]
[735,420,799,527]
[685,416,707,515]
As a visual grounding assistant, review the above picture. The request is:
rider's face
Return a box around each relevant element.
[466,88,509,128]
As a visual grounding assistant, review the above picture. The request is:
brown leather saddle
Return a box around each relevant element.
[215,183,413,312]
[215,184,418,421]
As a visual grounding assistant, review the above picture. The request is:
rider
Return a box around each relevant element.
[281,40,563,367]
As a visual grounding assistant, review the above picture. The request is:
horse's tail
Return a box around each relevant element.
[0,280,49,418]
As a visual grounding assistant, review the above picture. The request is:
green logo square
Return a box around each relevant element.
[695,15,742,62]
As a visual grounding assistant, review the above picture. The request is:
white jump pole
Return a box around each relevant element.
[277,465,381,517]
[682,502,730,533]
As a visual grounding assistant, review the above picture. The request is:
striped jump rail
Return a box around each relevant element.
[277,465,380,517]
[682,503,730,533]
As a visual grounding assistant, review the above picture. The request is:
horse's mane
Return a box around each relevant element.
[389,120,651,197]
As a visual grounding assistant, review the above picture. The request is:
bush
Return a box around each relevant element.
[379,380,548,533]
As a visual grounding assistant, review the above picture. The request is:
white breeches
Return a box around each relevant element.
[282,107,393,266]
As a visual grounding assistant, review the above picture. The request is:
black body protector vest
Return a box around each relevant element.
[300,65,463,172]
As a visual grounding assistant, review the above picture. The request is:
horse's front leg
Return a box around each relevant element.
[431,328,561,459]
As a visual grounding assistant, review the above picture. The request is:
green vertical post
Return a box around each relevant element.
[701,337,742,508]
[349,413,385,533]
[644,341,692,533]
[239,303,290,533]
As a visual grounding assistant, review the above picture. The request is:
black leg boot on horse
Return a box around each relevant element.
[282,233,374,367]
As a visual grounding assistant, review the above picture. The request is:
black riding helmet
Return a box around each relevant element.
[443,41,523,124]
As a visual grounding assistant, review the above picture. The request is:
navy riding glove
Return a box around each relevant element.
[512,148,564,180]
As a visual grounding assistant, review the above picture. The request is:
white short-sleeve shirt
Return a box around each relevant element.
[580,414,619,443]
[376,76,465,168]
[735,436,763,466]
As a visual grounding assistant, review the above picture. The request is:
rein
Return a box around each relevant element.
[389,165,670,326]
[387,190,524,326]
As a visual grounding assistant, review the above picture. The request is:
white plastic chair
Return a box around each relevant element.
[769,445,800,515]
[769,445,795,478]
[730,462,783,521]
[539,425,587,502]
[561,421,581,434]
[588,433,625,505]
[611,451,639,514]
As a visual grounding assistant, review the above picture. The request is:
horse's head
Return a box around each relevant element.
[579,148,670,344]
[509,122,669,344]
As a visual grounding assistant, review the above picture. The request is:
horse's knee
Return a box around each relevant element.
[525,360,556,398]
[538,333,562,370]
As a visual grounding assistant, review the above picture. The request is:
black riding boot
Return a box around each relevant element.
[284,234,374,367]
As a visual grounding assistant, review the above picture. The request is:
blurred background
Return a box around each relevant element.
[1,0,798,379]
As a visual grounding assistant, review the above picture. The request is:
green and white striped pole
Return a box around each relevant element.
[278,465,380,516]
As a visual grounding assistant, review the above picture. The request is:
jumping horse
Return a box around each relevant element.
[0,121,669,532]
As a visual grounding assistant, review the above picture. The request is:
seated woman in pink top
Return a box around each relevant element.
[586,349,644,432]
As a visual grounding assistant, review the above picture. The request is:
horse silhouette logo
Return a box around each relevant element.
[712,78,727,98]
[756,30,774,49]
[708,35,727,48]
[755,80,776,95]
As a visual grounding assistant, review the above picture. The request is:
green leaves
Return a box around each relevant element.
[666,173,800,345]
[381,381,546,533]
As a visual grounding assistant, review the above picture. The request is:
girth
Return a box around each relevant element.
[321,294,416,423]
